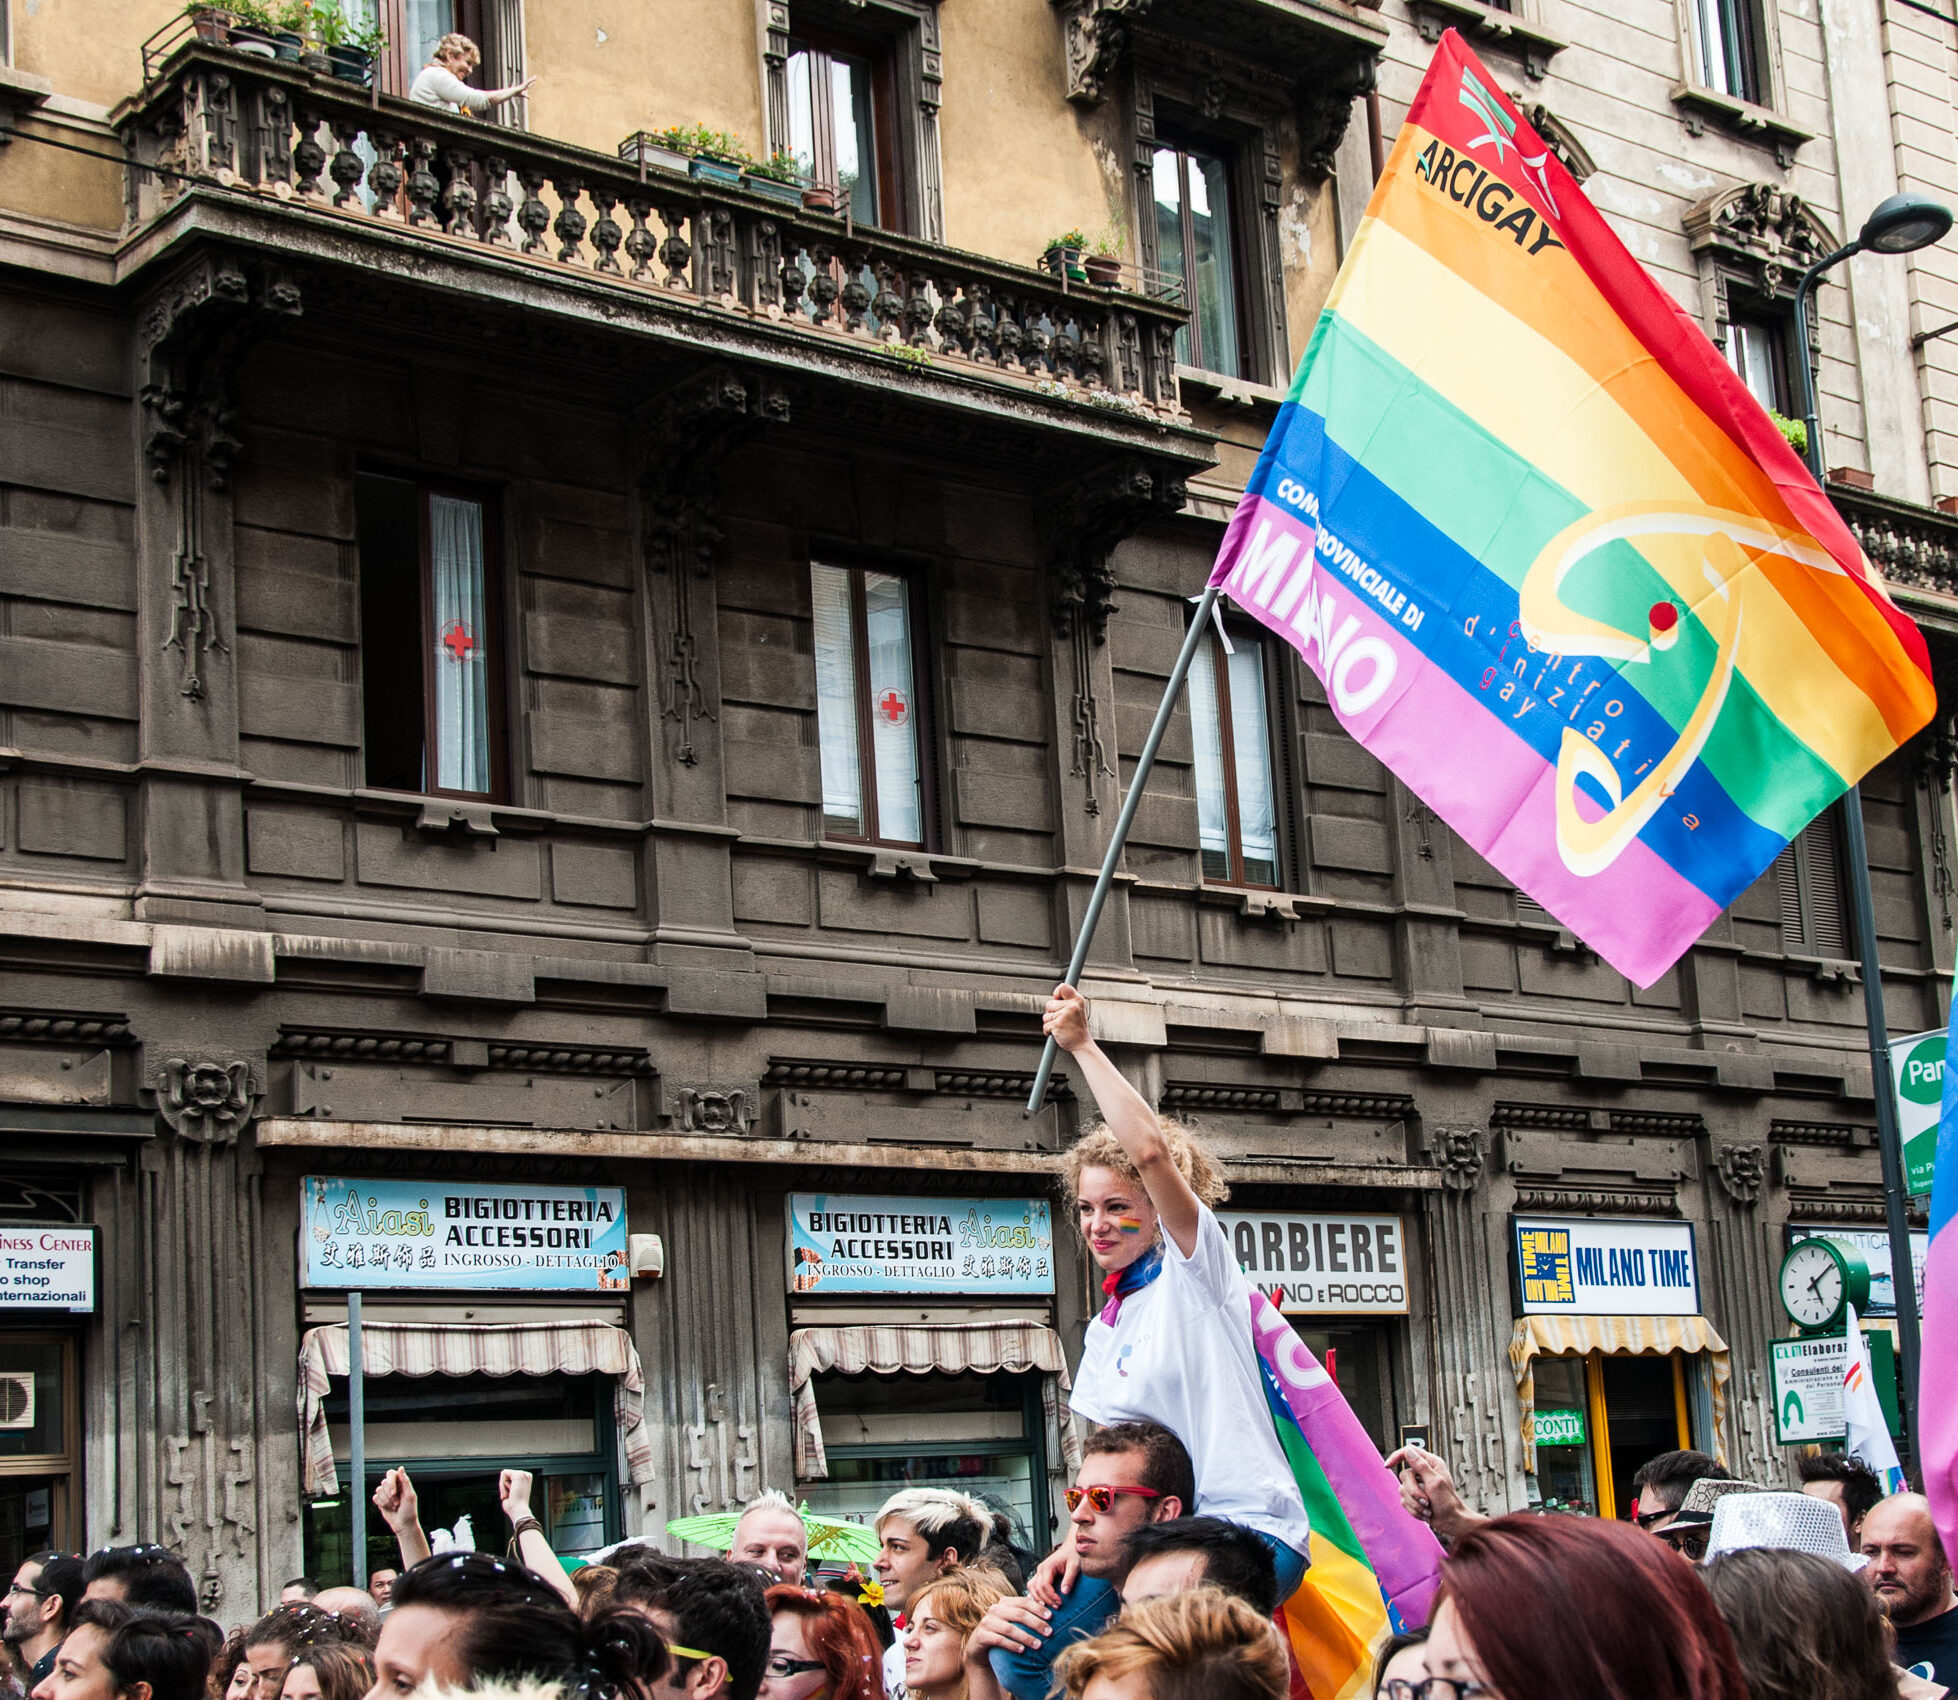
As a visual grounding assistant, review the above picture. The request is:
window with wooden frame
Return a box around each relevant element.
[764,0,946,241]
[369,0,528,124]
[1774,806,1849,956]
[1151,135,1253,379]
[356,471,507,801]
[810,561,932,848]
[1722,307,1793,415]
[1691,0,1769,106]
[1187,621,1281,888]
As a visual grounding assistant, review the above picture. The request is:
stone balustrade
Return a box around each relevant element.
[119,44,1191,421]
[1832,483,1958,615]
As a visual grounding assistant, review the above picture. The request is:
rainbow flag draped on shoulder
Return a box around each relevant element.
[1209,32,1935,986]
[1252,1294,1442,1699]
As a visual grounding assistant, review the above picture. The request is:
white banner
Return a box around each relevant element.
[1218,1211,1410,1314]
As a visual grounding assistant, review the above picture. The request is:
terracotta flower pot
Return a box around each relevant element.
[1084,253,1122,286]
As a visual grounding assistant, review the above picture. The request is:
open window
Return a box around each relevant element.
[1151,136,1252,379]
[356,472,507,802]
[1722,305,1794,416]
[372,0,528,125]
[1690,0,1769,107]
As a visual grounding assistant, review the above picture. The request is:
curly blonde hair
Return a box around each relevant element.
[1053,1589,1288,1700]
[432,32,481,68]
[1060,1117,1228,1213]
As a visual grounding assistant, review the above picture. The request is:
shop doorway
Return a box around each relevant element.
[303,1369,619,1581]
[1529,1350,1693,1521]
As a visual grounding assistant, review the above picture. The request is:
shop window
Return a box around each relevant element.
[1151,136,1250,379]
[1692,0,1768,105]
[796,1371,1049,1559]
[0,1336,79,1572]
[1530,1351,1692,1522]
[1774,807,1849,956]
[304,1370,617,1579]
[1188,624,1281,888]
[1722,307,1792,414]
[811,561,930,849]
[356,472,507,802]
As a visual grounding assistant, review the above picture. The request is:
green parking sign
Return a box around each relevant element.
[1891,1029,1945,1196]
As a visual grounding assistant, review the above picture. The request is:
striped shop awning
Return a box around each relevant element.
[1507,1314,1732,1471]
[297,1319,656,1496]
[788,1321,1082,1481]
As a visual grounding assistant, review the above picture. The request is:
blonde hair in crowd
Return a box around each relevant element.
[1053,1589,1289,1700]
[1060,1117,1229,1212]
[909,1569,1014,1700]
[874,1486,994,1543]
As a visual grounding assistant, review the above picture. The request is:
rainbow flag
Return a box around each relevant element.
[1252,1293,1442,1699]
[1925,982,1958,1564]
[1208,32,1935,986]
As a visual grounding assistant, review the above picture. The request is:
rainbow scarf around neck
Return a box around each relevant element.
[1252,1292,1443,1699]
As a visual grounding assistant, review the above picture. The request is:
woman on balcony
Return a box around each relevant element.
[408,33,535,117]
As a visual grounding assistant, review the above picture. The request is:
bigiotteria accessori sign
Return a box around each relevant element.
[303,1177,629,1291]
[786,1194,1054,1295]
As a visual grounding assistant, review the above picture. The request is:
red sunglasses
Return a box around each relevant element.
[1065,1484,1164,1514]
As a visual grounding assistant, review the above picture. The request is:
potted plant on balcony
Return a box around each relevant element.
[1042,229,1089,282]
[801,180,838,213]
[744,151,806,208]
[618,130,693,176]
[181,3,236,44]
[307,4,382,83]
[267,0,311,60]
[224,0,280,57]
[1084,234,1123,288]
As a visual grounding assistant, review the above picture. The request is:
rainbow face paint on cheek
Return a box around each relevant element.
[1116,1218,1144,1234]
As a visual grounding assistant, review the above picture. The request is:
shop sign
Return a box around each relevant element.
[1217,1211,1410,1315]
[1532,1407,1587,1447]
[1770,1336,1847,1445]
[1512,1216,1699,1316]
[787,1194,1053,1295]
[1890,1028,1944,1195]
[1787,1226,1927,1318]
[0,1225,95,1312]
[303,1177,629,1291]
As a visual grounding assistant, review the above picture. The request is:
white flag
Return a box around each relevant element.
[1844,1305,1907,1494]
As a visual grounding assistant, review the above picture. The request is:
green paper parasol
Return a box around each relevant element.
[663,1501,880,1565]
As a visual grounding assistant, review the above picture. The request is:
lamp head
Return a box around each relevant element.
[1858,192,1954,256]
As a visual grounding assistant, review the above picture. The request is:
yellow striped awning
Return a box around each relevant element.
[1507,1314,1731,1470]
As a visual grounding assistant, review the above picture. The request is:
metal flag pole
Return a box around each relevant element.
[348,1288,368,1588]
[1793,264,1923,1455]
[1026,583,1224,1116]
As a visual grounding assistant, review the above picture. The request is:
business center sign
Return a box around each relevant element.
[787,1194,1054,1295]
[1513,1216,1700,1316]
[1218,1211,1410,1315]
[0,1226,95,1312]
[303,1177,629,1291]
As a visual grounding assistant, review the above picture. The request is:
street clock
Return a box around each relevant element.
[1777,1236,1871,1332]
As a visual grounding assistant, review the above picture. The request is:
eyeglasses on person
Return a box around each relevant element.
[1631,1507,1676,1529]
[762,1655,827,1679]
[1064,1484,1165,1514]
[1380,1678,1490,1700]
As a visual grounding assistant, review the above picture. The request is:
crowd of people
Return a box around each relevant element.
[9,985,1955,1700]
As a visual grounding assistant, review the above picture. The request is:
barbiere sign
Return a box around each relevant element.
[1218,1211,1410,1315]
[1512,1215,1700,1316]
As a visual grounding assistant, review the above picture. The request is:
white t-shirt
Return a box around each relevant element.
[1072,1204,1311,1555]
[882,1636,908,1700]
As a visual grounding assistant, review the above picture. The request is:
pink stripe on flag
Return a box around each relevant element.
[1925,1235,1958,1564]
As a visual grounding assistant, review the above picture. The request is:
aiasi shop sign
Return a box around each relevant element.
[304,1177,630,1291]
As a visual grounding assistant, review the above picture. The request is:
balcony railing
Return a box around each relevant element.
[1831,482,1958,626]
[118,43,1192,422]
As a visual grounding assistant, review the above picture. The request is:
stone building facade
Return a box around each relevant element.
[0,0,1952,1617]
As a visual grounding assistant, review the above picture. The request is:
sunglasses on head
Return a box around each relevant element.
[1064,1485,1164,1514]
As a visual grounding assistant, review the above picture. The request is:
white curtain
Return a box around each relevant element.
[1227,641,1277,881]
[811,563,863,834]
[1189,636,1231,868]
[429,494,490,794]
[865,571,922,843]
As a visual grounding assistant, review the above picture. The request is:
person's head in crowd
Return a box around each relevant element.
[1052,1588,1289,1700]
[756,1586,882,1700]
[279,1584,319,1607]
[279,1646,373,1700]
[571,1566,619,1618]
[1704,1547,1898,1700]
[1800,1455,1886,1546]
[363,1573,395,1612]
[902,1570,1009,1700]
[1372,1629,1429,1700]
[31,1600,212,1700]
[1069,1423,1194,1583]
[7,1552,84,1673]
[80,1549,198,1615]
[245,1604,349,1700]
[1651,1479,1769,1565]
[1431,1513,1750,1700]
[1062,1121,1227,1280]
[614,1554,770,1700]
[872,1489,990,1615]
[212,1632,251,1700]
[1628,1451,1731,1534]
[1118,1517,1280,1617]
[304,1594,378,1650]
[1861,1492,1955,1628]
[728,1496,808,1585]
[365,1552,666,1700]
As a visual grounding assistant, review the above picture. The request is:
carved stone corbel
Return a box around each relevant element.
[153,1056,262,1144]
[1298,56,1376,184]
[1713,1142,1766,1206]
[1426,1125,1486,1191]
[1683,182,1836,353]
[673,1086,759,1134]
[1050,0,1153,105]
[638,365,790,766]
[1049,456,1188,646]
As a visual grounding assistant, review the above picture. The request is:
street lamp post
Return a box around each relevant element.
[1788,192,1952,1464]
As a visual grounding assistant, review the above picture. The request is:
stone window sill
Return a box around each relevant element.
[1670,83,1813,169]
[1409,0,1568,77]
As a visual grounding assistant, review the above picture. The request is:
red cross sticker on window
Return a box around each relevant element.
[878,688,909,727]
[440,620,477,663]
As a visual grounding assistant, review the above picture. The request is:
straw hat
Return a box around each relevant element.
[1703,1489,1869,1570]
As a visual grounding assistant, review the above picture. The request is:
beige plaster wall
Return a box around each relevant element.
[12,0,176,109]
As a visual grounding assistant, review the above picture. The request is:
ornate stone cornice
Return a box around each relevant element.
[0,1010,134,1047]
[1514,1185,1681,1216]
[1049,456,1189,644]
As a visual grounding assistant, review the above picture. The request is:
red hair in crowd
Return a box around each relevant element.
[1441,1514,1751,1700]
[763,1585,886,1700]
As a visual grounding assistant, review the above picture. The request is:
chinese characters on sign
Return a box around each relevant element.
[303,1177,630,1291]
[1512,1217,1700,1316]
[786,1194,1054,1295]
